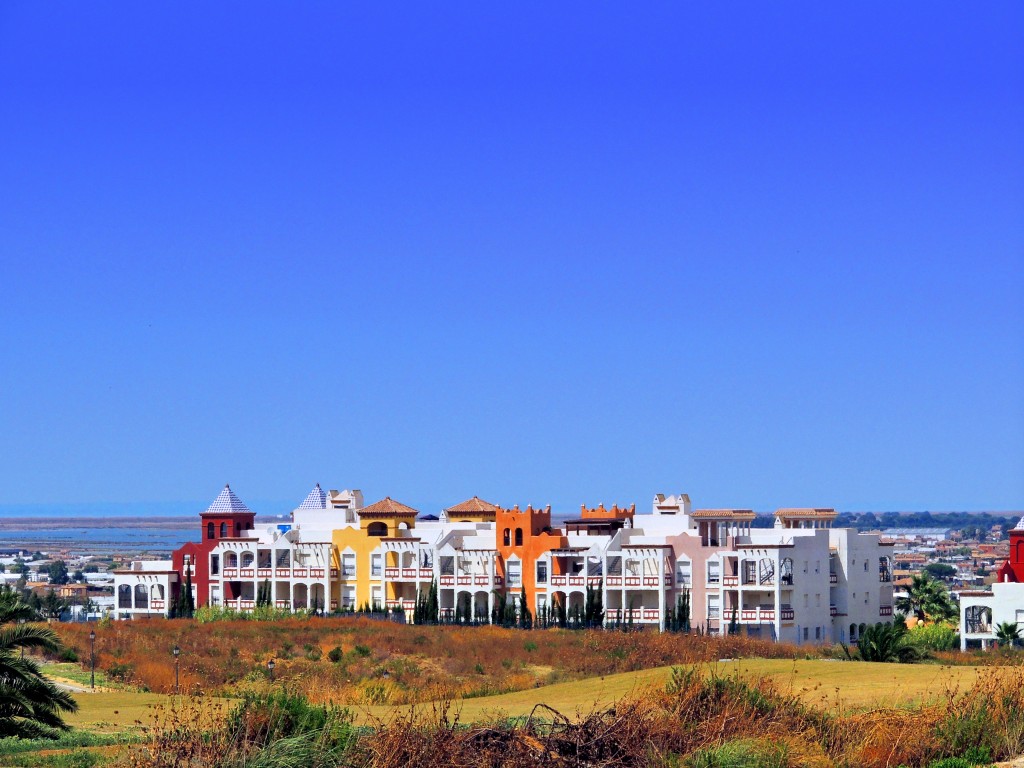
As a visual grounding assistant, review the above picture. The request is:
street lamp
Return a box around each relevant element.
[89,630,96,690]
[267,658,275,682]
[172,645,180,694]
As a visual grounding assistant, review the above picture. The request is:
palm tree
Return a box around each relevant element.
[0,623,78,738]
[896,573,957,622]
[855,621,920,663]
[995,621,1020,648]
[0,586,40,624]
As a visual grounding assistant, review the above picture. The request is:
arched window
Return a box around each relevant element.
[850,622,857,641]
[515,528,523,546]
[503,528,510,546]
[241,552,255,567]
[220,522,227,537]
[207,522,215,540]
[367,522,388,537]
[118,585,132,609]
[134,584,149,609]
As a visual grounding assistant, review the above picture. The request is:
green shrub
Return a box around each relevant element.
[353,644,371,657]
[327,646,344,663]
[105,662,133,682]
[57,647,79,663]
[524,640,537,653]
[907,622,959,652]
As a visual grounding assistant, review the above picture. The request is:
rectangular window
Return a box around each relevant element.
[803,627,809,640]
[342,554,356,578]
[536,594,547,613]
[342,586,355,609]
[371,586,382,609]
[676,559,692,585]
[536,561,548,584]
[815,593,821,606]
[507,561,522,587]
[802,560,808,574]
[707,594,720,619]
[815,626,821,640]
[707,560,720,584]
[210,554,220,575]
[371,554,382,577]
[864,560,869,572]
[815,560,820,574]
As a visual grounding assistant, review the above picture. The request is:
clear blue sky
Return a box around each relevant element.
[1,4,1022,516]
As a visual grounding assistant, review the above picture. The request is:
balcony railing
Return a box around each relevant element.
[151,600,165,610]
[257,568,272,578]
[723,575,739,586]
[830,573,838,584]
[830,605,837,616]
[607,576,622,586]
[739,608,785,622]
[275,600,290,608]
[384,568,399,579]
[223,568,238,578]
[440,575,454,586]
[879,605,893,616]
[550,576,567,586]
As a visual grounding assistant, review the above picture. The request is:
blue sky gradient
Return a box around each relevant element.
[1,4,1022,515]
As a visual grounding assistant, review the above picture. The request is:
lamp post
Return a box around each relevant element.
[89,630,96,690]
[172,645,180,694]
[267,658,275,682]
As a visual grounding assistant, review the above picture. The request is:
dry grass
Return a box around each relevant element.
[52,618,811,703]
[119,664,1024,767]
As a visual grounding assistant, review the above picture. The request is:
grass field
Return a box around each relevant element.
[62,658,983,732]
[359,658,983,722]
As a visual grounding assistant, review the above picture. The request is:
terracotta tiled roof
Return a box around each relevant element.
[691,509,756,520]
[445,496,499,514]
[775,508,837,518]
[360,497,419,517]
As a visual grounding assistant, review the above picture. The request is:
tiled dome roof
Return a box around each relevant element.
[205,484,252,514]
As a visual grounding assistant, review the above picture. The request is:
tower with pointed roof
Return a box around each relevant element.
[996,514,1024,583]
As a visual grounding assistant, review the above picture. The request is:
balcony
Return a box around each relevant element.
[275,568,290,578]
[606,576,622,586]
[257,568,272,578]
[330,568,339,579]
[723,575,739,587]
[587,576,603,586]
[275,600,290,609]
[384,568,399,579]
[569,576,585,587]
[830,605,837,616]
[550,576,567,586]
[292,568,308,578]
[440,575,454,586]
[151,600,165,610]
[879,605,893,616]
[739,608,777,622]
[830,573,838,584]
[625,576,641,587]
[420,568,433,579]
[402,568,417,579]
[310,568,325,579]
[240,568,254,578]
[223,568,238,578]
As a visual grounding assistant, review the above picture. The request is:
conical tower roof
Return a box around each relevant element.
[297,483,327,510]
[1015,514,1024,531]
[204,484,252,514]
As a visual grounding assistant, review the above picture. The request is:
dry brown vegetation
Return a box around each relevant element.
[121,663,1024,768]
[53,618,811,704]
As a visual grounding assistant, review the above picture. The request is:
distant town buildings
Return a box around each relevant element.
[958,516,1024,649]
[113,484,898,644]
